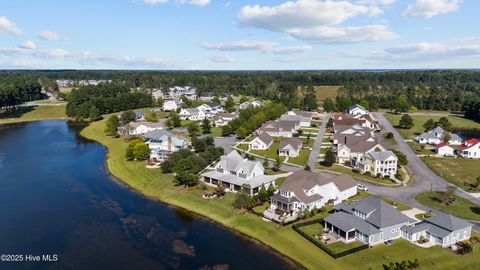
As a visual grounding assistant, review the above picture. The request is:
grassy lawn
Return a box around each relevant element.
[311,120,322,126]
[415,192,480,221]
[252,203,269,215]
[288,150,311,166]
[421,157,480,191]
[384,113,480,139]
[265,168,287,175]
[301,138,315,148]
[0,105,67,124]
[79,113,480,270]
[250,141,286,162]
[316,164,399,186]
[236,143,249,151]
[408,142,436,155]
[210,126,223,137]
[276,177,287,187]
[180,119,195,127]
[322,136,331,143]
[298,222,364,254]
[300,128,319,134]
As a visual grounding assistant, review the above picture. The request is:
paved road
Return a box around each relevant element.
[372,113,480,230]
[307,114,329,169]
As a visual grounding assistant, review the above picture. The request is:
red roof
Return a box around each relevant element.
[435,142,449,149]
[457,138,480,150]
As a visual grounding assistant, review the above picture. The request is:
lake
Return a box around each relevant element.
[453,128,480,140]
[0,120,297,270]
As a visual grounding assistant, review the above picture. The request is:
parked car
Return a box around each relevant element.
[357,184,368,191]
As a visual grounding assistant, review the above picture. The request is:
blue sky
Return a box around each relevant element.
[0,0,479,70]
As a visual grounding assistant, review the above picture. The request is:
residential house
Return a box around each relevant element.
[347,104,369,116]
[435,143,455,156]
[284,110,313,127]
[401,212,472,247]
[214,112,237,127]
[415,127,462,145]
[178,108,206,121]
[358,151,398,178]
[278,138,303,157]
[163,99,183,111]
[197,102,223,117]
[335,132,382,165]
[151,88,164,100]
[269,170,357,215]
[334,115,368,130]
[201,151,276,196]
[257,120,299,138]
[324,197,414,246]
[239,101,264,110]
[144,129,189,160]
[248,132,273,150]
[457,138,480,159]
[165,86,197,100]
[135,112,145,121]
[118,121,164,136]
[198,92,215,101]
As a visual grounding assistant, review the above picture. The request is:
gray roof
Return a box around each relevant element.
[279,138,302,152]
[325,212,381,235]
[345,140,381,153]
[256,132,273,145]
[217,151,264,176]
[426,212,472,232]
[258,120,297,132]
[201,170,275,189]
[144,129,187,142]
[401,221,431,234]
[367,150,398,162]
[449,133,462,141]
[336,197,413,228]
[348,104,366,111]
[183,108,200,114]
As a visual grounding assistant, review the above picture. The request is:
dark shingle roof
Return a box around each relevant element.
[426,212,472,232]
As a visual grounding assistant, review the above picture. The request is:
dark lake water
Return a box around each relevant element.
[0,120,297,270]
[453,129,480,140]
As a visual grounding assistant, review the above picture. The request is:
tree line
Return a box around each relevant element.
[0,76,44,111]
[65,83,153,120]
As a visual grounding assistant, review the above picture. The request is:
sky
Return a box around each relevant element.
[0,0,479,70]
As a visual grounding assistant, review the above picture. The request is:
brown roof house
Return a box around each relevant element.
[248,132,274,150]
[278,138,303,157]
[266,170,357,221]
[257,120,299,138]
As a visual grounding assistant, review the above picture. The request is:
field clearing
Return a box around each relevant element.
[0,106,67,124]
[421,157,480,191]
[297,85,341,104]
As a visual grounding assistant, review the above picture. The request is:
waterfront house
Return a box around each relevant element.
[457,138,480,159]
[201,151,275,196]
[324,197,414,246]
[144,129,189,160]
[415,127,462,145]
[269,170,357,215]
[118,121,164,136]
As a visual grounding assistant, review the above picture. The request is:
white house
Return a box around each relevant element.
[457,138,480,159]
[239,101,264,110]
[435,143,455,156]
[201,151,276,196]
[165,86,197,100]
[257,120,299,138]
[269,170,357,215]
[118,122,164,136]
[248,132,273,150]
[144,130,189,160]
[178,108,206,121]
[163,100,183,111]
[152,88,164,100]
[278,138,303,157]
[197,102,223,117]
[214,112,237,127]
[285,110,313,127]
[347,104,369,116]
[358,151,398,178]
[415,127,462,146]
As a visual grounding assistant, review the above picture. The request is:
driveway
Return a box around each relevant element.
[307,114,329,169]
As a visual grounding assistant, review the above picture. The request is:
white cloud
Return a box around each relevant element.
[289,24,396,43]
[201,40,312,54]
[357,0,396,5]
[0,60,40,69]
[38,30,64,41]
[238,0,370,31]
[403,0,461,18]
[141,0,211,6]
[19,40,37,50]
[237,0,396,43]
[0,16,23,35]
[350,37,480,63]
[207,53,235,62]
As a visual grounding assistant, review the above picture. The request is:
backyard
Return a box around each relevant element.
[415,192,480,221]
[287,149,311,166]
[421,157,480,191]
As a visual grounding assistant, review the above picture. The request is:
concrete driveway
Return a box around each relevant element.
[307,114,329,169]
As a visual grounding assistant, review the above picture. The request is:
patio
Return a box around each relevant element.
[263,208,298,223]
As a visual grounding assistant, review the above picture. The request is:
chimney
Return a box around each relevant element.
[344,136,347,145]
[167,137,173,152]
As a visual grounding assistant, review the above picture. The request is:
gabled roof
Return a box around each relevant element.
[255,132,273,146]
[449,133,462,141]
[337,197,412,228]
[348,104,367,111]
[426,212,472,232]
[182,108,200,115]
[458,138,480,150]
[324,211,381,235]
[279,138,302,152]
[218,151,264,176]
[367,150,397,162]
[431,126,445,135]
[343,140,382,153]
[435,142,451,149]
[206,102,220,108]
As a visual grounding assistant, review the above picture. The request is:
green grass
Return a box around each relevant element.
[384,113,480,139]
[300,128,319,134]
[276,177,287,187]
[288,150,311,166]
[316,164,398,186]
[180,120,195,127]
[250,141,286,162]
[415,192,480,221]
[301,138,314,147]
[322,136,331,143]
[265,168,286,175]
[313,85,341,102]
[236,143,249,151]
[0,105,67,124]
[79,114,480,270]
[408,142,435,155]
[210,127,223,137]
[298,222,364,254]
[421,157,480,191]
[252,203,269,215]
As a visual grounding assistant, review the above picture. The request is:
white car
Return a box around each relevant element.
[357,184,368,191]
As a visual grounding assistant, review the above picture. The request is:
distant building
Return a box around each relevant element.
[415,126,462,145]
[118,122,164,136]
[347,104,369,116]
[214,112,237,127]
[178,108,206,121]
[198,92,215,101]
[144,130,189,160]
[457,138,480,159]
[165,86,197,100]
[162,100,183,111]
[152,88,164,100]
[135,112,145,121]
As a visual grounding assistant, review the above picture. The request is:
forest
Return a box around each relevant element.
[0,70,479,122]
[0,76,44,111]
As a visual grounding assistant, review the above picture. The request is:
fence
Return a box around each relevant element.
[292,219,369,259]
